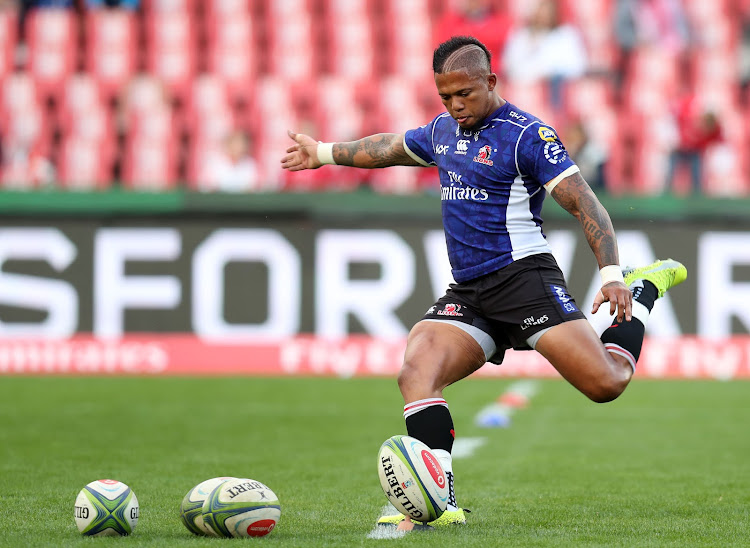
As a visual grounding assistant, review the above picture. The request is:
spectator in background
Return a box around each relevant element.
[502,0,587,107]
[199,129,260,193]
[85,0,140,8]
[432,0,513,73]
[664,95,723,195]
[563,119,608,191]
[614,0,690,56]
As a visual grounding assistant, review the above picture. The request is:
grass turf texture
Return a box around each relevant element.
[0,377,747,547]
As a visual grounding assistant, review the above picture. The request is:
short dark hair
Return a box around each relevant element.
[433,36,492,74]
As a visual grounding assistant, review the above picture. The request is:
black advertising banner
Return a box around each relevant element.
[0,217,748,339]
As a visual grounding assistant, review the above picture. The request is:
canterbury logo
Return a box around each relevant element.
[455,140,469,154]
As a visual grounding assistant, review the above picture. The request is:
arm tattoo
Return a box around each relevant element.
[332,133,421,168]
[551,172,619,267]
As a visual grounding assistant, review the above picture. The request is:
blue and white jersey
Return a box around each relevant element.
[403,101,579,283]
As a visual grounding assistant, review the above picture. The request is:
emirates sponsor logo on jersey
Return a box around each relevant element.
[473,145,494,166]
[441,184,489,201]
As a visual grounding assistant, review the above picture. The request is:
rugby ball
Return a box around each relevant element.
[74,479,139,536]
[179,477,236,536]
[377,435,449,523]
[201,477,281,538]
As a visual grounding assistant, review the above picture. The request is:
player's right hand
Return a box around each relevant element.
[281,130,322,170]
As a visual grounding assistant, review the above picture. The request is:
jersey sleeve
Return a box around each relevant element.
[403,118,439,167]
[516,123,578,187]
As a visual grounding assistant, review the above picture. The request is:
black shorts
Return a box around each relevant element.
[421,253,586,364]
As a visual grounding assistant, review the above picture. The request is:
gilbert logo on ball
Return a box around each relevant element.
[201,478,281,538]
[74,479,139,536]
[377,435,449,523]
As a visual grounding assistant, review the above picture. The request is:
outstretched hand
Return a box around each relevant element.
[280,130,322,171]
[592,281,632,323]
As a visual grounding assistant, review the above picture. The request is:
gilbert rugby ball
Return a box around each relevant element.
[201,477,281,538]
[377,435,448,523]
[180,477,236,536]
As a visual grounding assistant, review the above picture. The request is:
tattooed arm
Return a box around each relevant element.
[550,171,619,268]
[550,171,632,320]
[281,131,421,171]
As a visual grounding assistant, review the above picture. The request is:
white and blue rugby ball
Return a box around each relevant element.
[180,477,236,536]
[201,477,281,538]
[377,435,449,523]
[74,479,139,536]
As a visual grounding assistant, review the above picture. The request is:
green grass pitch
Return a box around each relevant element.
[0,376,748,547]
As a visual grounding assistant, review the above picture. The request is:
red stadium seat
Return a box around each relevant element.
[204,0,250,18]
[122,136,178,190]
[0,10,17,81]
[57,137,113,189]
[25,9,77,99]
[145,12,197,99]
[141,0,196,13]
[205,16,256,102]
[84,9,137,100]
[0,72,39,121]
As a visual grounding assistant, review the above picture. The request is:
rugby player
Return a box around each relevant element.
[281,36,687,531]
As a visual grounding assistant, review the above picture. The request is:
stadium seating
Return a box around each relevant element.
[0,1,744,194]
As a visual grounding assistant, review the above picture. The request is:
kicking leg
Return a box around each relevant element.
[379,321,488,528]
[536,259,687,402]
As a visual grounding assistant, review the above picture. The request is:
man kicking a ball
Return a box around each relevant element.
[281,35,687,531]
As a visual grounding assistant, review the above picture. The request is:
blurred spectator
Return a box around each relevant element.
[502,0,587,107]
[2,142,56,189]
[664,95,723,195]
[432,0,513,73]
[85,0,139,8]
[198,130,260,193]
[614,0,690,56]
[563,119,608,191]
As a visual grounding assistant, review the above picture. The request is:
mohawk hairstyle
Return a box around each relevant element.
[433,36,492,75]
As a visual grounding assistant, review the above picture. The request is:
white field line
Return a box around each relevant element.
[451,437,487,459]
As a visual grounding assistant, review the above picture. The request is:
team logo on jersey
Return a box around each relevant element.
[544,141,567,164]
[436,303,463,316]
[473,145,494,166]
[455,140,470,155]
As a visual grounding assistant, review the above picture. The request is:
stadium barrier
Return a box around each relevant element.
[0,335,748,379]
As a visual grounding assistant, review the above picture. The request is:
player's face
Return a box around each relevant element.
[435,70,497,130]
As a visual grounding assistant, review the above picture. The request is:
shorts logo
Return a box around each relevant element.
[455,140,470,155]
[538,126,557,142]
[437,303,463,316]
[550,284,578,314]
[520,314,549,330]
[544,141,567,165]
[472,145,494,166]
[426,305,437,315]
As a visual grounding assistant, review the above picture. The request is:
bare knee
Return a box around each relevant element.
[585,366,631,403]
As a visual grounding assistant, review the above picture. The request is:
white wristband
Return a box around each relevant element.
[316,142,336,165]
[600,265,624,286]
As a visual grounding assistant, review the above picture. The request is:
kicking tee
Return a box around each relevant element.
[403,101,579,283]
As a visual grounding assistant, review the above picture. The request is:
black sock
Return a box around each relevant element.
[599,280,658,370]
[632,280,658,311]
[405,404,455,453]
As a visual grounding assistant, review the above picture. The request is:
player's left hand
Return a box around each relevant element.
[592,281,632,323]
